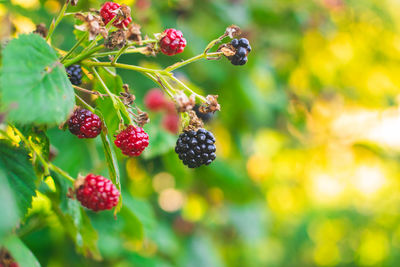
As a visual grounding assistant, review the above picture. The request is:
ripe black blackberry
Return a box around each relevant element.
[175,128,216,168]
[229,38,251,66]
[68,108,102,138]
[66,65,83,85]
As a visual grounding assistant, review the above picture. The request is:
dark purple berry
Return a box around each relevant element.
[175,128,216,168]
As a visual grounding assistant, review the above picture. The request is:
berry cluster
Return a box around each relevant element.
[68,108,102,138]
[229,38,251,66]
[114,125,149,156]
[160,28,187,56]
[100,2,132,28]
[66,65,82,85]
[175,128,216,168]
[75,174,120,211]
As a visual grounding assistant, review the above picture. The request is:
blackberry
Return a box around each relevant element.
[75,174,120,211]
[114,125,149,156]
[229,38,251,66]
[144,88,166,111]
[193,104,213,123]
[175,128,216,168]
[100,2,132,29]
[66,64,83,85]
[159,28,187,56]
[68,108,102,138]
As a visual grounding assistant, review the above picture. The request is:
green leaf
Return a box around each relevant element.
[94,67,124,135]
[0,140,36,218]
[49,172,101,260]
[1,235,41,267]
[95,109,122,214]
[0,169,19,239]
[142,120,176,159]
[0,34,75,125]
[123,195,156,236]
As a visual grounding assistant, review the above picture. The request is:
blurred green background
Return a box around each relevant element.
[2,0,400,266]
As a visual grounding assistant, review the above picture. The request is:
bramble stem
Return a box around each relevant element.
[203,33,228,54]
[49,163,75,183]
[168,74,207,102]
[93,47,147,58]
[91,67,125,123]
[164,52,223,72]
[60,32,89,63]
[112,44,129,64]
[10,124,75,183]
[75,94,95,112]
[83,60,165,74]
[46,1,68,42]
[64,45,104,67]
[73,85,109,97]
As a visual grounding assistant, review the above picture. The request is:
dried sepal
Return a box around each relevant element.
[175,91,196,113]
[199,95,220,113]
[68,0,79,6]
[136,111,150,127]
[120,84,136,106]
[184,110,204,131]
[120,4,132,20]
[217,43,236,57]
[75,13,107,40]
[33,23,48,38]
[126,23,142,43]
[105,29,126,50]
[225,25,241,38]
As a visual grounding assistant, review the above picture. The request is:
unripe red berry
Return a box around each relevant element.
[144,89,166,111]
[68,108,102,139]
[159,28,186,56]
[100,2,132,29]
[114,125,149,156]
[75,174,120,211]
[162,113,180,134]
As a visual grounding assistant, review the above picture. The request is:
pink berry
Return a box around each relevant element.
[162,113,180,134]
[75,174,120,211]
[100,2,132,29]
[114,125,149,156]
[68,108,102,139]
[144,89,166,111]
[159,28,186,56]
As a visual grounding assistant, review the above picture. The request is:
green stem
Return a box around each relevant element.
[46,1,68,42]
[60,31,89,63]
[112,44,129,64]
[203,33,228,54]
[64,45,104,67]
[167,74,207,102]
[164,52,223,72]
[49,163,75,183]
[10,125,74,183]
[93,47,147,58]
[75,94,95,112]
[83,60,165,74]
[91,67,124,122]
[10,125,50,176]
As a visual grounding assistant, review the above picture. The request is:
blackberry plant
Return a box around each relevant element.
[0,0,251,264]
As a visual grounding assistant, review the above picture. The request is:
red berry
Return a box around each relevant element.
[75,174,120,211]
[159,28,186,56]
[162,113,179,134]
[10,263,19,267]
[68,108,102,138]
[144,89,166,111]
[114,125,149,156]
[100,2,132,29]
